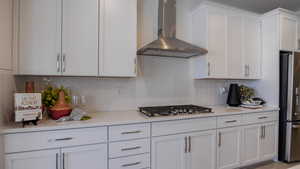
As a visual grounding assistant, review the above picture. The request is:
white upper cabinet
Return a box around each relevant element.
[227,15,243,78]
[280,13,298,51]
[0,0,12,70]
[15,0,137,77]
[62,0,99,76]
[191,2,262,79]
[243,16,262,79]
[99,0,137,77]
[206,8,227,78]
[18,0,61,75]
[191,5,227,79]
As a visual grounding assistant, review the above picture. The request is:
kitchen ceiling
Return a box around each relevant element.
[206,0,300,13]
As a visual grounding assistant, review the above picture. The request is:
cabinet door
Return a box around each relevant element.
[244,16,261,79]
[227,15,243,79]
[100,0,137,77]
[18,0,61,75]
[187,130,216,169]
[217,127,242,169]
[152,134,187,169]
[241,124,261,166]
[62,0,98,76]
[207,8,227,78]
[260,122,277,161]
[5,149,59,169]
[0,0,12,70]
[280,14,297,51]
[61,144,107,169]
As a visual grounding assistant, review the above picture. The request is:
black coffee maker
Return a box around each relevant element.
[227,84,241,107]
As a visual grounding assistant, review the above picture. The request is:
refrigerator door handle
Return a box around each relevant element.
[292,125,300,129]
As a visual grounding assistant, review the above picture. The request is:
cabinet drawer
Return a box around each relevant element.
[243,111,278,125]
[4,127,107,153]
[109,139,150,158]
[109,154,150,169]
[152,117,217,137]
[109,123,150,142]
[217,115,242,128]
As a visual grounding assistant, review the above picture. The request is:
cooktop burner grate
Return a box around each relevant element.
[139,105,213,117]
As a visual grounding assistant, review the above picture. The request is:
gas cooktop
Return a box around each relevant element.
[139,105,213,117]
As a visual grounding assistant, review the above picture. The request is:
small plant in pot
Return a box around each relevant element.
[42,86,72,120]
[239,85,255,102]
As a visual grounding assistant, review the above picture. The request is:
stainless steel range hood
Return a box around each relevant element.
[137,0,208,58]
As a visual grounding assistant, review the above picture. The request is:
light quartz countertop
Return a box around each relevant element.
[1,105,279,134]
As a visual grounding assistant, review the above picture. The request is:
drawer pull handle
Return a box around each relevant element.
[184,136,188,153]
[121,130,141,135]
[258,116,268,119]
[121,146,141,151]
[55,137,73,141]
[121,162,141,167]
[225,120,237,123]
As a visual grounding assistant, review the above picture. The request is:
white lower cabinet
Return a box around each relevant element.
[187,131,216,169]
[5,149,59,169]
[241,124,261,166]
[152,134,186,169]
[259,122,278,161]
[241,122,278,167]
[62,144,107,169]
[217,127,242,169]
[5,144,107,169]
[4,112,279,169]
[151,130,216,169]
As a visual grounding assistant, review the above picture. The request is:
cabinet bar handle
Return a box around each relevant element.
[55,137,73,141]
[260,126,264,139]
[225,120,237,123]
[121,146,141,151]
[188,136,191,153]
[134,58,137,75]
[121,162,141,167]
[244,65,247,77]
[218,132,221,147]
[63,153,65,169]
[248,65,250,76]
[121,130,141,135]
[56,153,59,169]
[208,62,211,76]
[62,54,66,72]
[57,54,61,72]
[258,116,268,119]
[263,126,266,139]
[185,136,188,153]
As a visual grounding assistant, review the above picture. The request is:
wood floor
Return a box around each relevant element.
[243,162,300,169]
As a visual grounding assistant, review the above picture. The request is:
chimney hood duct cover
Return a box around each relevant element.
[137,0,208,58]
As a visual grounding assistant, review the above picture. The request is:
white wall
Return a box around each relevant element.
[16,56,230,112]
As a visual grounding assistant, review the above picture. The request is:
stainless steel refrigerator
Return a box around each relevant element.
[279,51,300,162]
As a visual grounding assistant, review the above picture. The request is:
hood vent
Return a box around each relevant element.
[137,0,208,58]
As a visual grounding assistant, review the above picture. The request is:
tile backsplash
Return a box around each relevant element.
[16,56,235,112]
